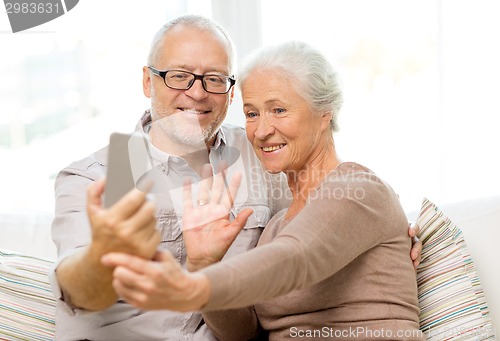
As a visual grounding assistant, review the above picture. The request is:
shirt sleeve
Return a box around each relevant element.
[52,162,103,255]
[200,164,401,311]
[49,158,105,311]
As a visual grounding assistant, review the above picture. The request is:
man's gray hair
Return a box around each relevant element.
[238,41,343,132]
[147,15,237,75]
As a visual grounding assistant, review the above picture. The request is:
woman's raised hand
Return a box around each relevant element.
[182,163,253,271]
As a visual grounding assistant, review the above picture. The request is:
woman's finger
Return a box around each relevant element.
[183,177,194,213]
[112,275,148,307]
[210,170,225,205]
[221,172,242,208]
[197,164,213,206]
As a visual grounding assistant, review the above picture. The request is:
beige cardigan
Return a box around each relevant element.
[201,162,423,340]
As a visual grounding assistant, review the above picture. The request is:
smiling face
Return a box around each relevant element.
[242,69,332,174]
[143,24,234,150]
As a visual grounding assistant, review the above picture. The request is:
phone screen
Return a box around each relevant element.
[103,132,151,208]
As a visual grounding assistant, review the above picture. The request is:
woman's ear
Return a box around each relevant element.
[321,112,333,131]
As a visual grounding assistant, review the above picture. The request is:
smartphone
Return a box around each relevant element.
[103,132,152,208]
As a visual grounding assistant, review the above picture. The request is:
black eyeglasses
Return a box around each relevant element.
[148,66,235,94]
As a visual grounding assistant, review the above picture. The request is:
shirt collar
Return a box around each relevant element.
[139,109,153,133]
[212,125,226,151]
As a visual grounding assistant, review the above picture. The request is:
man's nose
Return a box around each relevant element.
[185,78,209,100]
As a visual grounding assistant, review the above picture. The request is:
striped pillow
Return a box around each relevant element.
[0,250,55,341]
[416,198,495,340]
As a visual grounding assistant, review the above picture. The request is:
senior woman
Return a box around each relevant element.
[103,41,424,340]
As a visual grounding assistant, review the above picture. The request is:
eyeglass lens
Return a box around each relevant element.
[165,70,231,93]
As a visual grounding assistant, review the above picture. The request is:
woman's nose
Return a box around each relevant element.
[254,115,275,139]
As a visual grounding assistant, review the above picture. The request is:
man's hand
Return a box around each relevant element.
[408,222,422,270]
[102,251,210,312]
[182,164,253,271]
[56,179,160,311]
[87,178,160,260]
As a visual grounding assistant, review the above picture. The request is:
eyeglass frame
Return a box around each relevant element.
[147,66,236,94]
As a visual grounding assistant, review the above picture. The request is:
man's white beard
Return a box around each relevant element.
[152,108,222,150]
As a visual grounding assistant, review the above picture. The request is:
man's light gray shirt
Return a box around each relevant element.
[49,111,290,341]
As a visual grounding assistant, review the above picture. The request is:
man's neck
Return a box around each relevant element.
[181,149,211,176]
[150,126,215,176]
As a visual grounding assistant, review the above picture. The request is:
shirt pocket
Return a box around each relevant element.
[236,204,271,229]
[157,211,183,261]
[225,205,271,257]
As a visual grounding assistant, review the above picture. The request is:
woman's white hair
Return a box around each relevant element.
[147,15,237,75]
[238,41,343,131]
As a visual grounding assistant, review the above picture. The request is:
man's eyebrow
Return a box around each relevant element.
[171,64,230,74]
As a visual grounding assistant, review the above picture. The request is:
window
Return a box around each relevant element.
[0,0,211,211]
[255,0,500,210]
[1,0,499,213]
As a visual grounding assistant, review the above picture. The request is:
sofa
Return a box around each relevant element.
[1,195,498,340]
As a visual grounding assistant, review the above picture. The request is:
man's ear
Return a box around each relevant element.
[228,86,235,105]
[143,66,152,98]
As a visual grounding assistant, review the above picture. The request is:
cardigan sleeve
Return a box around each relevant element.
[202,306,262,341]
[200,163,404,311]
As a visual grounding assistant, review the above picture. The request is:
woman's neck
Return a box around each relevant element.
[285,143,340,220]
